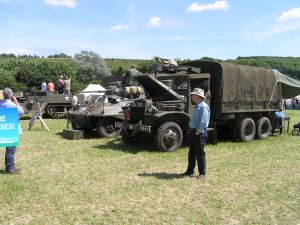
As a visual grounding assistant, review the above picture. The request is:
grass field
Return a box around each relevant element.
[0,110,299,224]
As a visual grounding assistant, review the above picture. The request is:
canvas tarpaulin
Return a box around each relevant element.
[181,61,283,117]
[219,63,282,112]
[273,70,300,99]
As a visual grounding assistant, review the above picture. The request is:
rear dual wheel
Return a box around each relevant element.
[239,118,256,142]
[239,117,271,142]
[256,117,271,140]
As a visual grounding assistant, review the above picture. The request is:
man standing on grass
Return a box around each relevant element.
[0,88,25,174]
[181,88,210,179]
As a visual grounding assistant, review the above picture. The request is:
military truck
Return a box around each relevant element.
[116,61,284,151]
[20,91,75,118]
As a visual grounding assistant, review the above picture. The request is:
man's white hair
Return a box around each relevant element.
[3,88,13,100]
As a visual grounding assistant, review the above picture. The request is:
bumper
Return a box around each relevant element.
[115,122,152,133]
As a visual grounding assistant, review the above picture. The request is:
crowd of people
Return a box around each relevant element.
[283,98,300,110]
[40,75,71,94]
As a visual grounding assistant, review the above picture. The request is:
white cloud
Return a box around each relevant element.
[165,35,192,40]
[277,7,300,22]
[148,17,162,27]
[108,24,130,31]
[245,21,300,40]
[186,0,229,13]
[44,0,77,8]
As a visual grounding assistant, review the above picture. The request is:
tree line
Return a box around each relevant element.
[200,56,300,80]
[0,52,299,92]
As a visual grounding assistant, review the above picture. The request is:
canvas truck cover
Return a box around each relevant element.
[273,70,300,99]
[182,61,281,116]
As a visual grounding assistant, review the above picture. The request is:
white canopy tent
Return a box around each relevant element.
[79,84,107,99]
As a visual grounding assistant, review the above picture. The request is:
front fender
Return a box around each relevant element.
[148,112,190,131]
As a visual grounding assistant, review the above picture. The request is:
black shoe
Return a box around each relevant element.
[180,171,194,176]
[6,168,22,174]
[197,175,205,179]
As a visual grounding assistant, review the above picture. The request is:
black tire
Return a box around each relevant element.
[46,105,57,118]
[121,129,138,144]
[292,129,299,136]
[96,119,121,138]
[239,118,256,142]
[256,117,271,140]
[154,122,183,152]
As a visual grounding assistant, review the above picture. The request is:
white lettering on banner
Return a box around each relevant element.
[0,123,15,130]
[0,115,6,122]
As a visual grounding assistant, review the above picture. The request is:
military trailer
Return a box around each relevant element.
[20,91,75,118]
[67,80,144,138]
[67,94,128,138]
[116,61,283,151]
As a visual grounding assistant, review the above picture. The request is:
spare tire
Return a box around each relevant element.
[239,118,256,142]
[256,117,271,140]
[96,118,121,138]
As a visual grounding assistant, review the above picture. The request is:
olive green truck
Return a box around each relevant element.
[116,60,300,151]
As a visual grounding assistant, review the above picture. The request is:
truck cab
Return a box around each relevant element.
[116,66,211,151]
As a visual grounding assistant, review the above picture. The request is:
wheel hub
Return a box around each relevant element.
[105,125,115,134]
[163,129,177,147]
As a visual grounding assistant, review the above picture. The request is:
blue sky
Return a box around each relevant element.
[0,0,300,59]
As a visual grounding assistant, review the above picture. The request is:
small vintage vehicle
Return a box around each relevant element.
[19,91,74,118]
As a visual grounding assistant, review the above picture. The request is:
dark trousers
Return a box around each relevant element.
[187,132,207,175]
[5,146,16,172]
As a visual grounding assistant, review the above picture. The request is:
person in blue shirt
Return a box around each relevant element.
[181,88,210,179]
[41,81,47,91]
[0,88,25,174]
[275,108,285,135]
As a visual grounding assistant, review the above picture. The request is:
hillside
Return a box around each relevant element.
[0,56,299,92]
[227,56,300,80]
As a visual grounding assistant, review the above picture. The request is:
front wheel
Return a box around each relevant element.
[154,122,183,152]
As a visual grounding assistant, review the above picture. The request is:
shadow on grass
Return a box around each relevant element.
[55,130,102,140]
[138,172,183,180]
[93,138,158,154]
[0,169,7,174]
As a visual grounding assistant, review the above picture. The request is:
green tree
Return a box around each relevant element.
[0,68,25,91]
[74,51,111,83]
[138,60,155,73]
